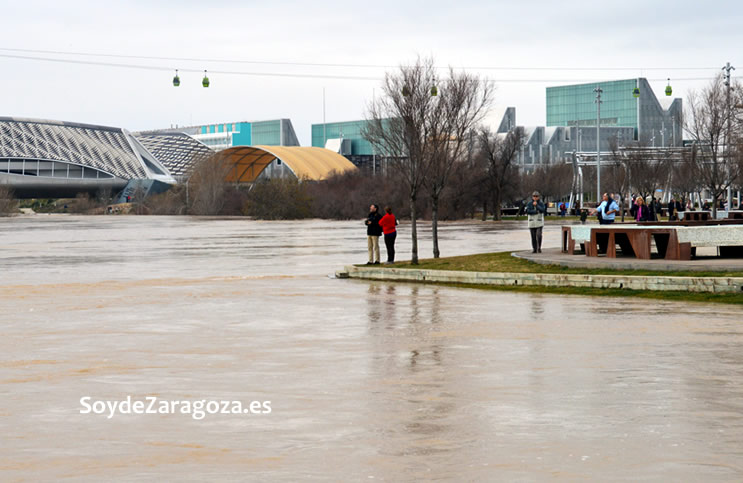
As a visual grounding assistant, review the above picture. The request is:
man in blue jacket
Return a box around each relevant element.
[595,193,619,224]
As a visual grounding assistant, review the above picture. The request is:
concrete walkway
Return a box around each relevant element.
[516,248,743,272]
[338,263,743,293]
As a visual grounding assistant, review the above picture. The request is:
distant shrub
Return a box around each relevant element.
[0,185,19,216]
[144,185,188,215]
[306,171,414,220]
[243,178,312,219]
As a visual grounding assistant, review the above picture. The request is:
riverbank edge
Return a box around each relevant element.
[336,264,743,295]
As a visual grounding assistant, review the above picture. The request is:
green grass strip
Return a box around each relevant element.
[354,251,743,305]
[380,251,743,278]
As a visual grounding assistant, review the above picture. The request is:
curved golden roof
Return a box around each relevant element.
[211,145,356,183]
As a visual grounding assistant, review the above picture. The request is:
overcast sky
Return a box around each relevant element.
[1,0,741,145]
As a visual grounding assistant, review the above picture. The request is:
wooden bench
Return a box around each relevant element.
[585,226,691,260]
[681,211,711,221]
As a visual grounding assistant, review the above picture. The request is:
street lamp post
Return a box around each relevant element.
[594,86,603,202]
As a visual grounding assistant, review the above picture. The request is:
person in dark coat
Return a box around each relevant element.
[668,198,677,221]
[632,196,653,222]
[525,191,547,253]
[652,198,662,221]
[365,204,383,264]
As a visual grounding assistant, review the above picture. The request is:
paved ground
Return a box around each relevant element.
[515,247,743,271]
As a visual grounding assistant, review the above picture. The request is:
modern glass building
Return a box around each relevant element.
[311,119,394,172]
[311,120,376,156]
[0,117,176,198]
[494,77,685,171]
[151,119,300,151]
[546,78,682,147]
[134,131,213,178]
[547,79,638,130]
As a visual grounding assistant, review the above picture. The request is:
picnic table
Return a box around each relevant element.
[585,226,687,259]
[561,223,743,260]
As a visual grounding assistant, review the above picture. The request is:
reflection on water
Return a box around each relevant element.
[1,216,742,481]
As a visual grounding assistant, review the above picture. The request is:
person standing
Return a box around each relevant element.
[379,206,398,264]
[365,204,383,265]
[645,195,655,221]
[526,191,546,253]
[652,197,662,221]
[633,196,652,222]
[594,193,619,225]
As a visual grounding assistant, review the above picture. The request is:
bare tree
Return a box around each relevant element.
[365,58,492,261]
[478,127,525,220]
[685,74,743,216]
[623,146,672,199]
[606,136,629,214]
[188,156,233,215]
[364,57,438,264]
[675,151,703,207]
[0,184,18,216]
[521,163,573,211]
[424,71,492,257]
[441,139,482,220]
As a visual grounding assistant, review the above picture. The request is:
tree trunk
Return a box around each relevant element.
[481,199,487,221]
[410,192,419,265]
[493,190,502,221]
[432,193,440,258]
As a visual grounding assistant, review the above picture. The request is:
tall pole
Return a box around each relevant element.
[722,62,735,208]
[322,87,326,148]
[594,85,603,202]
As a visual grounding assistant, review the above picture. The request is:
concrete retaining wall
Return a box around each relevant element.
[337,266,743,293]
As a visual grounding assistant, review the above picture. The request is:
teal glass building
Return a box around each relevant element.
[547,79,639,132]
[196,119,299,150]
[311,120,376,156]
[546,78,682,146]
[311,119,385,171]
[150,119,299,151]
[497,78,682,172]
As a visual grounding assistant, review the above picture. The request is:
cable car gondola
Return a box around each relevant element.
[172,70,180,87]
[665,78,672,96]
[202,70,210,88]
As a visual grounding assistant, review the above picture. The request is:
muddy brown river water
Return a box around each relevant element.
[1,216,742,481]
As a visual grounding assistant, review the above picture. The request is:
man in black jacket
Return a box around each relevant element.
[365,204,383,264]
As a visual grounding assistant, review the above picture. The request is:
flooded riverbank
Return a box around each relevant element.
[1,216,742,481]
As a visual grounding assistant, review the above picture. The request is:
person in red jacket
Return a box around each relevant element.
[378,206,398,264]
